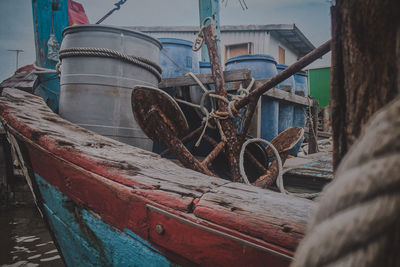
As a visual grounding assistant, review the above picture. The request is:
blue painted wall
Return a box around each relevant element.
[34,174,172,267]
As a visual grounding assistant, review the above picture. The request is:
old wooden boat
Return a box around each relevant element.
[0,88,315,266]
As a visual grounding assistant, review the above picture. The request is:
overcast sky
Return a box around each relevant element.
[0,0,332,81]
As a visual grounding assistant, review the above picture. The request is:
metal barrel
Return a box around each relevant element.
[276,64,295,133]
[291,70,309,155]
[59,25,162,151]
[225,54,278,141]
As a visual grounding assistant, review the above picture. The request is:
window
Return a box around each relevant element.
[278,46,285,64]
[225,42,253,62]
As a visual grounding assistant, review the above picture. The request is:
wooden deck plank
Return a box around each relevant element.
[228,80,311,106]
[194,182,315,251]
[0,89,228,203]
[158,69,251,88]
[0,88,315,257]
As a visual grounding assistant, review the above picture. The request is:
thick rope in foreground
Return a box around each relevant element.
[59,47,162,81]
[292,97,400,267]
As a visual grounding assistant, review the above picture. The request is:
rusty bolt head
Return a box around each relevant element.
[155,224,164,235]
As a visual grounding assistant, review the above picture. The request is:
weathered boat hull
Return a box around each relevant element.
[0,88,314,266]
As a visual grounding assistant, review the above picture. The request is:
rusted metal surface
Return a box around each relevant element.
[202,23,242,182]
[253,127,304,188]
[131,86,214,176]
[131,86,188,145]
[238,98,257,144]
[202,141,225,167]
[160,125,204,157]
[132,25,330,185]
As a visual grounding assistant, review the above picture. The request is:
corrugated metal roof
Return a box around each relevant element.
[128,24,315,57]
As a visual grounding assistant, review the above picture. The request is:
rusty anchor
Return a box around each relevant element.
[252,127,304,189]
[131,20,331,185]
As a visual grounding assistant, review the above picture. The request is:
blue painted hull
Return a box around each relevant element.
[35,174,171,266]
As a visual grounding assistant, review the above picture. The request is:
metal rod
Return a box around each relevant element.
[202,141,225,167]
[96,0,127,24]
[160,125,204,157]
[8,49,24,70]
[234,40,332,111]
[148,110,214,176]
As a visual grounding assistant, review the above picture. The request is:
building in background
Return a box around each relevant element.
[129,24,315,65]
[308,66,330,108]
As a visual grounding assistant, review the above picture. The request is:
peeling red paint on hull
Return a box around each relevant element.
[0,89,315,266]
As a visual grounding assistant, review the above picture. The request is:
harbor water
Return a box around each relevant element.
[0,204,64,267]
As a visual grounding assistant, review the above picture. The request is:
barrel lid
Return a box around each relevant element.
[199,61,211,68]
[225,54,277,65]
[295,70,308,77]
[276,64,289,70]
[158,38,193,47]
[62,24,162,49]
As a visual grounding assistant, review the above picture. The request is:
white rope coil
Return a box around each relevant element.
[239,138,282,185]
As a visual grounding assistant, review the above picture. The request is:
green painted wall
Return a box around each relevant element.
[308,67,330,108]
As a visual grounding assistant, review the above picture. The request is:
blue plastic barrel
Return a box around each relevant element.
[188,61,218,157]
[291,70,309,155]
[189,61,214,117]
[294,71,308,97]
[225,54,278,141]
[199,61,211,72]
[276,64,295,133]
[158,38,199,95]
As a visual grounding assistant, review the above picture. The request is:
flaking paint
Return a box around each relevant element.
[34,173,172,267]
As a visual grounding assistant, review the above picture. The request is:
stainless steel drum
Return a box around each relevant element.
[59,25,162,151]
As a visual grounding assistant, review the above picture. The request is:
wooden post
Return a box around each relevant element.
[308,100,319,154]
[198,0,221,61]
[331,0,399,169]
[322,107,330,132]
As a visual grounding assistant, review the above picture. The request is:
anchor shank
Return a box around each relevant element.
[202,23,242,182]
[148,110,214,176]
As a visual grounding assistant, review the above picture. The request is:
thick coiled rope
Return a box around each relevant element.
[292,97,400,267]
[59,47,162,82]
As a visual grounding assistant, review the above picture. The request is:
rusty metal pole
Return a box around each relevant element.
[202,23,242,182]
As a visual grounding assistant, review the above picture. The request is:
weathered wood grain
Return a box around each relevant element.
[194,182,315,251]
[158,69,251,88]
[0,89,227,201]
[0,88,315,263]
